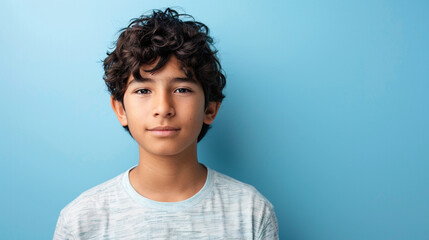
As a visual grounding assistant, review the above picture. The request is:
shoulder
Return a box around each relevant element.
[59,171,125,221]
[210,169,275,210]
[209,169,279,239]
[54,172,127,239]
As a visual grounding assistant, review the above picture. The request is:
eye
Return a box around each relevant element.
[135,89,151,94]
[175,88,192,94]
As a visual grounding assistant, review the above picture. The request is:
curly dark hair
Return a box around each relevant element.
[103,8,226,142]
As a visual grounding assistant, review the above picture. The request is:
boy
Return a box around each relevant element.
[54,8,278,239]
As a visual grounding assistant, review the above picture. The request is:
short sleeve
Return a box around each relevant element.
[53,212,75,240]
[258,207,279,240]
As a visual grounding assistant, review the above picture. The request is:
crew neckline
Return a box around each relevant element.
[121,164,214,211]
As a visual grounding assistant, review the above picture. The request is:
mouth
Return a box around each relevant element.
[147,126,180,137]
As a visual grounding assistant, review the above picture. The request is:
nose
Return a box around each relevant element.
[153,91,175,118]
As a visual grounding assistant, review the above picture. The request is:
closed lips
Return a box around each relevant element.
[148,126,180,131]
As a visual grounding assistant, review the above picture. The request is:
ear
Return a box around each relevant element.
[110,96,128,126]
[203,101,221,125]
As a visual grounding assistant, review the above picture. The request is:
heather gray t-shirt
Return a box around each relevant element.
[53,166,279,239]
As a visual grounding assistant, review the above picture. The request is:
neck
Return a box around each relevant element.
[129,142,207,202]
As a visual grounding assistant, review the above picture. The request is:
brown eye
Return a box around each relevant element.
[175,88,192,93]
[136,89,151,94]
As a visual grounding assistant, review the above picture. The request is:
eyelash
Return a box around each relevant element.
[135,88,192,94]
[135,89,151,94]
[175,88,192,93]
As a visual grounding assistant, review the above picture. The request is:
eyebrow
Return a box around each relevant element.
[128,77,197,86]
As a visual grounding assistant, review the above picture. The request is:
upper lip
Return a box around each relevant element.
[147,126,180,131]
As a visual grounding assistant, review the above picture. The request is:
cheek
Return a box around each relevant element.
[191,102,206,122]
[124,101,149,127]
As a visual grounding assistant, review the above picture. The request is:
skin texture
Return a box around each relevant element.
[111,55,221,202]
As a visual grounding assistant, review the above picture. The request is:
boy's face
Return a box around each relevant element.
[111,56,220,157]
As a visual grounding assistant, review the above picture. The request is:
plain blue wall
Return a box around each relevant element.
[1,0,428,239]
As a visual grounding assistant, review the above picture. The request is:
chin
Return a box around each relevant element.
[139,140,196,157]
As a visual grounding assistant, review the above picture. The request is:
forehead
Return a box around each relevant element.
[127,56,198,86]
[128,55,194,77]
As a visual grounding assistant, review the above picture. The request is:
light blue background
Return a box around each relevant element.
[1,0,428,239]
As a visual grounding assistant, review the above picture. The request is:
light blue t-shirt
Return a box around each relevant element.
[54,166,279,239]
